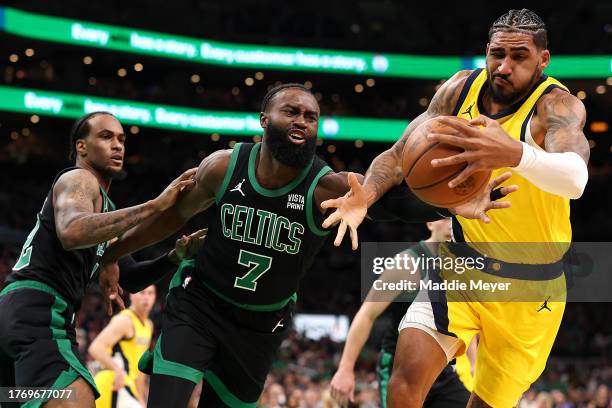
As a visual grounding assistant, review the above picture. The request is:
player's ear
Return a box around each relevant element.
[260,112,268,129]
[540,49,550,70]
[485,42,490,55]
[75,139,87,158]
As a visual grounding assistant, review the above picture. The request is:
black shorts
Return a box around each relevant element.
[0,280,99,405]
[377,349,469,408]
[141,260,293,406]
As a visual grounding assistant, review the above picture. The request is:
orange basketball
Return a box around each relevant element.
[401,116,491,208]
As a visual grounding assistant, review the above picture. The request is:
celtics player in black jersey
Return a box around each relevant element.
[330,219,474,408]
[0,111,195,408]
[101,83,514,408]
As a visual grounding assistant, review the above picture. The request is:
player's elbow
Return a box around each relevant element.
[567,182,586,200]
[87,342,101,360]
[566,162,588,200]
[57,226,92,250]
[57,229,80,251]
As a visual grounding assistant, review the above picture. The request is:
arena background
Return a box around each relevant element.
[0,1,610,406]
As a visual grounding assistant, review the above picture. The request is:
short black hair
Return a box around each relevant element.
[489,9,548,49]
[68,111,113,161]
[260,83,313,112]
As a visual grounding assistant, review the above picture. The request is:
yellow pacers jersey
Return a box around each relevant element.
[95,309,153,408]
[453,69,571,263]
[115,308,153,386]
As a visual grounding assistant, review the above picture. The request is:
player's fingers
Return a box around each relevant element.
[488,200,512,210]
[349,225,359,250]
[479,211,491,224]
[105,297,113,316]
[347,172,362,191]
[489,171,512,188]
[177,179,196,192]
[321,197,342,210]
[448,167,476,188]
[468,115,495,128]
[334,221,348,247]
[322,210,342,229]
[192,228,208,238]
[427,133,471,148]
[178,167,198,181]
[431,152,468,167]
[437,116,479,136]
[499,184,519,196]
[117,283,124,297]
[115,294,126,311]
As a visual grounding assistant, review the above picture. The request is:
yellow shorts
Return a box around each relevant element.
[400,244,566,407]
[94,370,141,408]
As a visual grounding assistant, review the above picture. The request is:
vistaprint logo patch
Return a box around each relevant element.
[287,194,304,210]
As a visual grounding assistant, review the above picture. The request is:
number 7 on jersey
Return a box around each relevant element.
[234,249,272,291]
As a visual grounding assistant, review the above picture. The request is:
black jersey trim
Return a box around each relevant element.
[477,74,549,120]
[100,186,116,211]
[452,69,483,116]
[519,84,565,142]
[306,166,333,236]
[247,143,314,198]
[215,143,242,205]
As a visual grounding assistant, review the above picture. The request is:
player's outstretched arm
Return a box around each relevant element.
[362,71,472,207]
[54,168,196,250]
[117,229,207,293]
[320,71,471,248]
[330,301,388,406]
[103,149,230,262]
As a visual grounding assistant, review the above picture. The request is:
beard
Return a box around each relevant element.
[265,121,317,168]
[487,68,541,105]
[92,161,128,181]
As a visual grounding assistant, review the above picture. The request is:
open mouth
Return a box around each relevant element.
[111,155,123,165]
[288,129,306,145]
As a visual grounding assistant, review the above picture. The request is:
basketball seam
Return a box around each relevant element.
[405,142,439,178]
[416,173,491,207]
[411,166,467,191]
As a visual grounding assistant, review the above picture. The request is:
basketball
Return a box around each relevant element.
[402,116,491,207]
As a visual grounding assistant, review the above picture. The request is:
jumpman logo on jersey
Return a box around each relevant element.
[272,319,284,333]
[461,102,475,119]
[231,179,246,197]
[538,296,552,312]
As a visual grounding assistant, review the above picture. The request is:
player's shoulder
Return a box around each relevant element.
[110,312,134,331]
[536,87,586,118]
[316,170,352,193]
[53,168,100,196]
[428,70,476,115]
[444,70,475,89]
[196,148,233,182]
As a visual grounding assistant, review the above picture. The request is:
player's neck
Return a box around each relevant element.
[256,143,304,189]
[76,160,112,191]
[129,307,147,324]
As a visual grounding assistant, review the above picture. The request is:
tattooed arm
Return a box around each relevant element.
[102,149,230,262]
[54,168,196,250]
[362,70,472,206]
[504,89,589,199]
[540,89,589,162]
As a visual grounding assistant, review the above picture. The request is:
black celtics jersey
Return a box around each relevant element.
[7,167,115,309]
[196,142,332,307]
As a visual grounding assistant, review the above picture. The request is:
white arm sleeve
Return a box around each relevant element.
[513,142,588,199]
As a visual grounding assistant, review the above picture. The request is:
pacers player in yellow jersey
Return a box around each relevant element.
[91,229,207,408]
[90,285,155,408]
[321,9,589,408]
